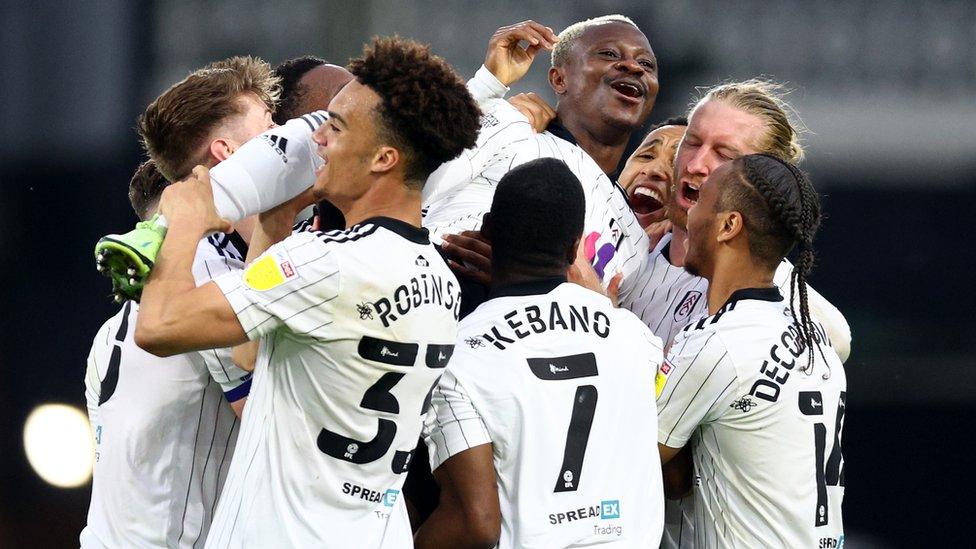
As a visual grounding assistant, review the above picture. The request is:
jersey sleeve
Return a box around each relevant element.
[656,330,739,448]
[213,232,341,341]
[207,113,326,223]
[423,367,492,471]
[188,347,253,403]
[774,260,852,362]
[422,67,534,213]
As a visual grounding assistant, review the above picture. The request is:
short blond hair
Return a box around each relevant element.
[138,56,281,181]
[694,79,806,163]
[551,14,638,68]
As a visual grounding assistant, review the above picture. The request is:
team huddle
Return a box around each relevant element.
[83,14,849,549]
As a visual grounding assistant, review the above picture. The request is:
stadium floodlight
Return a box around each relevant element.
[22,403,95,488]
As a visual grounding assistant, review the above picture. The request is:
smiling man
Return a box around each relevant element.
[133,37,481,548]
[423,16,657,306]
[618,117,687,232]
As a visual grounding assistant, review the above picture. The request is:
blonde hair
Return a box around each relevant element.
[551,14,638,68]
[138,56,281,181]
[694,79,806,163]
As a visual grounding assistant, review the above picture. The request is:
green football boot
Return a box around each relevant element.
[94,214,167,301]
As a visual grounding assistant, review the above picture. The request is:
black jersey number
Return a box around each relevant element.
[799,391,846,527]
[526,353,600,493]
[554,385,598,492]
[317,337,451,474]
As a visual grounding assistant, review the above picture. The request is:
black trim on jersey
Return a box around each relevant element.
[315,223,379,244]
[544,120,638,185]
[226,230,249,258]
[722,286,783,309]
[486,276,565,300]
[98,301,132,406]
[360,216,430,245]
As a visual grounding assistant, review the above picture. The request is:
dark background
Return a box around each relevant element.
[2,1,973,546]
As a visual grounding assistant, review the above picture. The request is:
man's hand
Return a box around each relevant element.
[508,92,556,132]
[644,219,672,251]
[485,20,558,86]
[567,244,622,306]
[442,231,492,286]
[160,166,231,234]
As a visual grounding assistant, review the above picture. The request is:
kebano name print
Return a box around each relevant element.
[372,272,461,327]
[481,301,611,350]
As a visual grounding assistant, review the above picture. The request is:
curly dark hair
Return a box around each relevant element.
[273,56,327,125]
[348,36,480,185]
[719,153,824,371]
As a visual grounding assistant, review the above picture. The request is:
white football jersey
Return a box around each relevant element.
[623,235,851,361]
[621,234,709,354]
[656,287,847,549]
[422,68,650,303]
[425,280,665,548]
[208,217,460,548]
[81,233,252,549]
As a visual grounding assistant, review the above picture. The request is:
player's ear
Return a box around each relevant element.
[717,211,743,243]
[567,235,581,264]
[480,212,494,242]
[209,138,234,163]
[371,145,400,175]
[549,66,567,96]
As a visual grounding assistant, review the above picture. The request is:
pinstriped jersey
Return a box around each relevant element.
[656,287,846,549]
[81,233,251,549]
[208,217,460,549]
[620,234,709,354]
[424,281,665,548]
[421,70,650,303]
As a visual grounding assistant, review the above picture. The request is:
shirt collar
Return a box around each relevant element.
[358,216,430,245]
[487,276,566,300]
[721,286,784,309]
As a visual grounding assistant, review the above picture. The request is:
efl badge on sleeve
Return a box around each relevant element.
[655,360,674,399]
[244,250,299,291]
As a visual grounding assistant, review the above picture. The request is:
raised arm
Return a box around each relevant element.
[135,167,249,356]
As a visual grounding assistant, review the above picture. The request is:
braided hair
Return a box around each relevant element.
[720,154,824,372]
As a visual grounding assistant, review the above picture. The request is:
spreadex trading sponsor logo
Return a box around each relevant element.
[341,481,399,508]
[549,500,620,525]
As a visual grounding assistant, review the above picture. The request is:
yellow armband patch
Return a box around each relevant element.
[655,361,674,399]
[244,251,298,291]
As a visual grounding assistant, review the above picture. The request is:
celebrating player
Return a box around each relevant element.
[81,159,252,548]
[621,81,851,362]
[424,16,657,304]
[656,154,846,547]
[271,56,354,233]
[133,37,481,548]
[417,158,665,548]
[617,117,687,235]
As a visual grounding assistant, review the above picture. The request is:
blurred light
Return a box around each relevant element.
[22,403,94,488]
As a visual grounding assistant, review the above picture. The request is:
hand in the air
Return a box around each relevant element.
[485,20,559,86]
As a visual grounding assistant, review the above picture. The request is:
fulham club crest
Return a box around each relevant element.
[673,290,703,322]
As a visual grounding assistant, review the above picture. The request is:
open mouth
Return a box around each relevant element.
[610,79,644,100]
[679,180,700,207]
[630,185,664,215]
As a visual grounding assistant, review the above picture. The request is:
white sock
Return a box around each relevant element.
[154,112,327,228]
